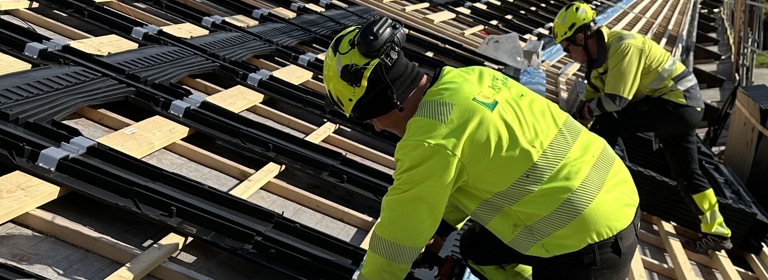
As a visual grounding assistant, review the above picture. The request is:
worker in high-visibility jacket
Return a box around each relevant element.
[323,16,640,280]
[553,2,732,253]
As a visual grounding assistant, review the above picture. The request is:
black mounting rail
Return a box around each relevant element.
[42,0,402,144]
[0,262,48,280]
[0,122,365,279]
[0,18,394,212]
[0,37,429,280]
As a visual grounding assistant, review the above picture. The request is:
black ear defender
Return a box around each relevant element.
[356,16,406,67]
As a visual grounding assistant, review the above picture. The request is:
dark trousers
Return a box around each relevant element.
[589,98,711,198]
[459,210,639,280]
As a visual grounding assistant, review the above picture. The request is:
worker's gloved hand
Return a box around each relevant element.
[572,100,593,125]
[412,235,446,269]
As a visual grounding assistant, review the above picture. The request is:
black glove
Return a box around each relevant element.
[572,100,593,122]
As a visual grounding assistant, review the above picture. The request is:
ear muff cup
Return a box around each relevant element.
[356,17,406,66]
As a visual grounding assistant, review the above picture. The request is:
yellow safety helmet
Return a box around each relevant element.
[323,26,382,117]
[552,2,597,44]
[323,17,413,122]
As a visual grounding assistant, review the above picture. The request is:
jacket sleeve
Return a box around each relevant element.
[587,42,643,115]
[360,141,465,280]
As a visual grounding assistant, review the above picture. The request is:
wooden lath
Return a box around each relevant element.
[98,0,174,26]
[348,0,486,48]
[1,1,754,280]
[13,208,211,280]
[70,76,381,278]
[73,105,373,279]
[6,8,92,40]
[634,213,760,280]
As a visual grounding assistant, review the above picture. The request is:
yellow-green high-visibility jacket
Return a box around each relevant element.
[582,26,704,115]
[359,66,640,280]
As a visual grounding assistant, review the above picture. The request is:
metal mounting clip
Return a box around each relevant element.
[36,137,97,171]
[291,2,305,11]
[297,52,318,66]
[246,69,272,86]
[202,15,224,27]
[252,8,271,19]
[169,94,206,117]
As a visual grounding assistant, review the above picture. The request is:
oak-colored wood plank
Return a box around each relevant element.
[271,64,314,85]
[0,171,67,224]
[0,52,31,76]
[224,15,259,28]
[69,35,139,56]
[14,209,210,280]
[162,23,209,39]
[0,0,37,10]
[96,116,190,158]
[105,234,192,280]
[206,85,266,113]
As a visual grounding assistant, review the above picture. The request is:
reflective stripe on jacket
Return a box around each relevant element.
[360,66,639,280]
[584,26,704,115]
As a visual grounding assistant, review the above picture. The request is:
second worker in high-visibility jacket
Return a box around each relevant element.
[322,16,641,280]
[553,2,732,253]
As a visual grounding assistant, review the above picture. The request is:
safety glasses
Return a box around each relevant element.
[562,41,573,54]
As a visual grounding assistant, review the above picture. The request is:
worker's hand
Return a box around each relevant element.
[572,100,593,126]
[426,234,445,254]
[412,235,446,269]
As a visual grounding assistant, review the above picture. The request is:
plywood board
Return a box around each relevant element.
[0,0,38,10]
[96,116,190,158]
[0,52,31,76]
[424,11,456,23]
[454,7,471,14]
[162,23,209,39]
[224,15,258,28]
[403,3,429,12]
[305,3,325,12]
[271,7,296,19]
[271,64,313,85]
[206,85,266,113]
[69,34,139,56]
[330,1,348,8]
[0,171,66,224]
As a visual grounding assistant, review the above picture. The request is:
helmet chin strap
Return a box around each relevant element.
[379,64,405,112]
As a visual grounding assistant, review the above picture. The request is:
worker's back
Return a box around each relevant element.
[398,66,640,257]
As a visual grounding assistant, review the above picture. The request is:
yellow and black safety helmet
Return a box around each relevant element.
[552,2,597,44]
[323,17,412,122]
